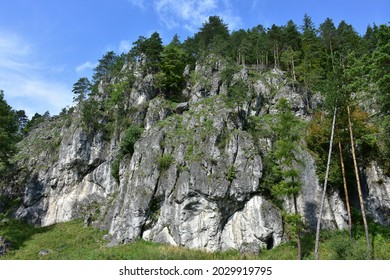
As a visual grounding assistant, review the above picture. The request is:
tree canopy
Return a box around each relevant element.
[0,90,19,169]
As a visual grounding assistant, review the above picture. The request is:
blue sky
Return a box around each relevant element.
[1,0,388,117]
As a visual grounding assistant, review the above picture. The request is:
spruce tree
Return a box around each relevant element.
[0,90,18,169]
[271,98,304,260]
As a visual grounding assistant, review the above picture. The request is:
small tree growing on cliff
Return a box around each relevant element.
[270,98,305,260]
[72,77,91,103]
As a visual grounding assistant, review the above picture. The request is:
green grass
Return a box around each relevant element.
[1,218,389,260]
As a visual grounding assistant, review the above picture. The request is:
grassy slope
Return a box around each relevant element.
[0,218,389,260]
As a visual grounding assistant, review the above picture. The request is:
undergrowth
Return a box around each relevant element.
[0,218,389,260]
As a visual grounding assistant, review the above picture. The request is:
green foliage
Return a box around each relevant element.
[92,51,123,83]
[14,110,28,136]
[280,47,300,81]
[130,32,163,74]
[372,24,390,113]
[221,60,240,85]
[23,112,49,134]
[2,218,389,260]
[154,40,187,101]
[158,154,174,172]
[330,234,370,260]
[371,24,390,172]
[111,157,121,183]
[226,165,236,182]
[0,90,19,168]
[272,174,302,197]
[189,70,211,91]
[283,213,305,239]
[80,99,101,131]
[192,16,230,57]
[109,81,128,105]
[225,80,249,112]
[305,112,342,186]
[267,98,304,256]
[72,77,91,103]
[120,126,143,156]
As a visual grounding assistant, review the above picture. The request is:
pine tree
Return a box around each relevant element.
[72,77,91,103]
[297,14,324,93]
[0,90,18,169]
[319,18,337,71]
[372,24,390,172]
[143,32,164,73]
[280,47,300,84]
[155,37,187,100]
[130,32,163,74]
[268,24,283,68]
[92,51,119,82]
[196,16,230,54]
[271,98,304,260]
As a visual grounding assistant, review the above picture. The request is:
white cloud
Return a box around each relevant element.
[0,70,72,117]
[119,40,133,53]
[75,61,97,73]
[127,0,147,10]
[0,32,40,73]
[153,0,241,31]
[0,30,72,117]
[0,33,31,57]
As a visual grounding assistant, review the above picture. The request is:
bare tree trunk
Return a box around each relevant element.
[314,106,337,260]
[274,47,277,68]
[293,194,302,260]
[338,135,353,239]
[291,58,297,83]
[347,105,371,256]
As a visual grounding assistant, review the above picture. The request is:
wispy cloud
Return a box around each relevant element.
[4,76,71,117]
[119,40,133,53]
[153,0,241,31]
[0,30,72,117]
[127,0,147,10]
[75,61,97,73]
[155,0,216,29]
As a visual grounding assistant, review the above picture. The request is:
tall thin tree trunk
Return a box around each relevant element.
[338,134,353,239]
[347,105,371,256]
[274,47,277,68]
[291,58,297,83]
[293,194,302,260]
[314,106,337,260]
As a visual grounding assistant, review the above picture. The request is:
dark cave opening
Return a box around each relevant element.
[266,236,274,250]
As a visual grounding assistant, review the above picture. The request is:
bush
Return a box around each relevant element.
[120,126,143,155]
[111,157,121,183]
[330,233,370,260]
[111,125,143,183]
[226,165,236,182]
[158,154,174,172]
[81,99,101,131]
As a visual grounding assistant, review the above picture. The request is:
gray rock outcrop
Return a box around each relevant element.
[0,236,11,257]
[364,162,390,226]
[2,60,389,254]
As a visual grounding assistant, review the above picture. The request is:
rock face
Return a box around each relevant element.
[2,60,389,253]
[364,162,390,226]
[14,120,119,226]
[108,97,278,251]
[0,236,11,257]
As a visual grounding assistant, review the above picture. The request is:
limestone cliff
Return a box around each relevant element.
[1,58,389,253]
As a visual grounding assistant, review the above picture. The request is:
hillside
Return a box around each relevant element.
[0,16,389,259]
